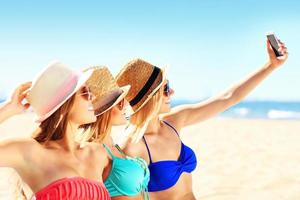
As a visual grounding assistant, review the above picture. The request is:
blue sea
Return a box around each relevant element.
[1,97,299,120]
[172,100,300,120]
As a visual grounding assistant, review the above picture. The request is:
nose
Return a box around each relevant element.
[170,88,175,96]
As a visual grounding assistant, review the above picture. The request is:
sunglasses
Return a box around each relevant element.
[79,87,93,101]
[163,80,171,97]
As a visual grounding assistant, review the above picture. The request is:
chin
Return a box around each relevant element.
[160,108,171,114]
[111,116,127,126]
[85,115,97,124]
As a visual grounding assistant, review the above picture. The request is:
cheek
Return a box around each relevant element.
[111,107,127,125]
[69,98,96,124]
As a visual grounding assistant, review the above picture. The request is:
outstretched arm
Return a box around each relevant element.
[163,39,288,131]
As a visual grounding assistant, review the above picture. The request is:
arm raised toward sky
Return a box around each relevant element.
[0,82,32,167]
[0,82,31,123]
[163,40,288,131]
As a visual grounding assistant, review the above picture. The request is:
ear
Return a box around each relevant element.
[111,105,120,112]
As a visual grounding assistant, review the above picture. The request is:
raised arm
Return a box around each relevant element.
[0,82,32,167]
[0,82,31,123]
[163,40,288,130]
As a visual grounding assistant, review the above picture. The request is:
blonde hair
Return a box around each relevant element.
[126,86,163,143]
[79,109,113,143]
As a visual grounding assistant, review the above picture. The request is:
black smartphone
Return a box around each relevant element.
[266,33,283,57]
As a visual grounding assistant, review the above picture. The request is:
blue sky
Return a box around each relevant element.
[0,0,299,101]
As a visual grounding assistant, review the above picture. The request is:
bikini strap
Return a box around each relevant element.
[163,120,180,137]
[114,144,127,157]
[102,143,115,159]
[142,136,153,164]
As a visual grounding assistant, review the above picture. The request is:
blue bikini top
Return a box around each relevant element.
[142,121,197,192]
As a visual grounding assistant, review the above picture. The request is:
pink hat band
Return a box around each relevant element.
[37,72,80,116]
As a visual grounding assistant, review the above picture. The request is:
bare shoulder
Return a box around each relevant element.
[160,113,184,133]
[82,142,109,158]
[81,142,105,154]
[123,139,149,161]
[83,142,110,167]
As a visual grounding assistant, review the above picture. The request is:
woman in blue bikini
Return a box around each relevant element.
[115,39,288,200]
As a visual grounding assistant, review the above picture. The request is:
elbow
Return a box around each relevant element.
[221,91,241,106]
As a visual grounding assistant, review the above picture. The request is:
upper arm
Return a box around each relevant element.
[162,93,235,130]
[0,139,30,168]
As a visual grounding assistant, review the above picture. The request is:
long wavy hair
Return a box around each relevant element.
[79,109,113,143]
[32,95,76,143]
[126,86,163,143]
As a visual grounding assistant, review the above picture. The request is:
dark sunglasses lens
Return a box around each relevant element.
[164,82,170,96]
[81,87,92,100]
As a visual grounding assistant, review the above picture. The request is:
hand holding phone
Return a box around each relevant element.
[266,33,283,57]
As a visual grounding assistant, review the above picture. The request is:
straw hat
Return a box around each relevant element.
[26,61,94,123]
[116,58,166,113]
[84,66,131,116]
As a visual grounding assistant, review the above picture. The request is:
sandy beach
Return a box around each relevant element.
[0,112,299,200]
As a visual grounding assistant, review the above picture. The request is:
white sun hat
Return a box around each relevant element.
[26,61,94,123]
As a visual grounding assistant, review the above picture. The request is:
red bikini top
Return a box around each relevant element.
[35,177,110,200]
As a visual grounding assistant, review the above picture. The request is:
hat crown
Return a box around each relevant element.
[116,58,163,112]
[27,61,81,119]
[85,66,130,116]
[86,66,120,99]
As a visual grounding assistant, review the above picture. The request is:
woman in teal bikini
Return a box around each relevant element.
[81,66,150,200]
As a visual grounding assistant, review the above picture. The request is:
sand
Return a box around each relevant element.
[0,113,299,200]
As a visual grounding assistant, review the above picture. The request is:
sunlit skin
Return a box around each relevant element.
[122,40,288,200]
[100,98,149,200]
[0,84,109,195]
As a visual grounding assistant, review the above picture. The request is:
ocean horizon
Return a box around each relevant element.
[1,96,299,120]
[171,99,300,120]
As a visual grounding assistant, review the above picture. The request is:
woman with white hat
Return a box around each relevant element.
[115,40,288,200]
[0,62,111,200]
[80,66,150,200]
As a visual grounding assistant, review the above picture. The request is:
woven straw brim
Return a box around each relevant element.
[117,66,167,114]
[94,85,131,116]
[84,66,131,116]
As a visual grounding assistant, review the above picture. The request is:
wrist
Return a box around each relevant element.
[266,61,278,70]
[1,101,18,117]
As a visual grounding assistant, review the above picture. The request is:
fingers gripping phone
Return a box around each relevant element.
[266,33,283,57]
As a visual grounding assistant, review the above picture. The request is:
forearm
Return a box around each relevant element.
[0,102,16,123]
[169,62,278,127]
[223,61,277,105]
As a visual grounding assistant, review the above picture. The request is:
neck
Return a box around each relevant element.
[145,115,161,135]
[55,121,79,153]
[103,136,113,146]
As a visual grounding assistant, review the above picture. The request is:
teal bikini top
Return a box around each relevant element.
[103,144,150,199]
